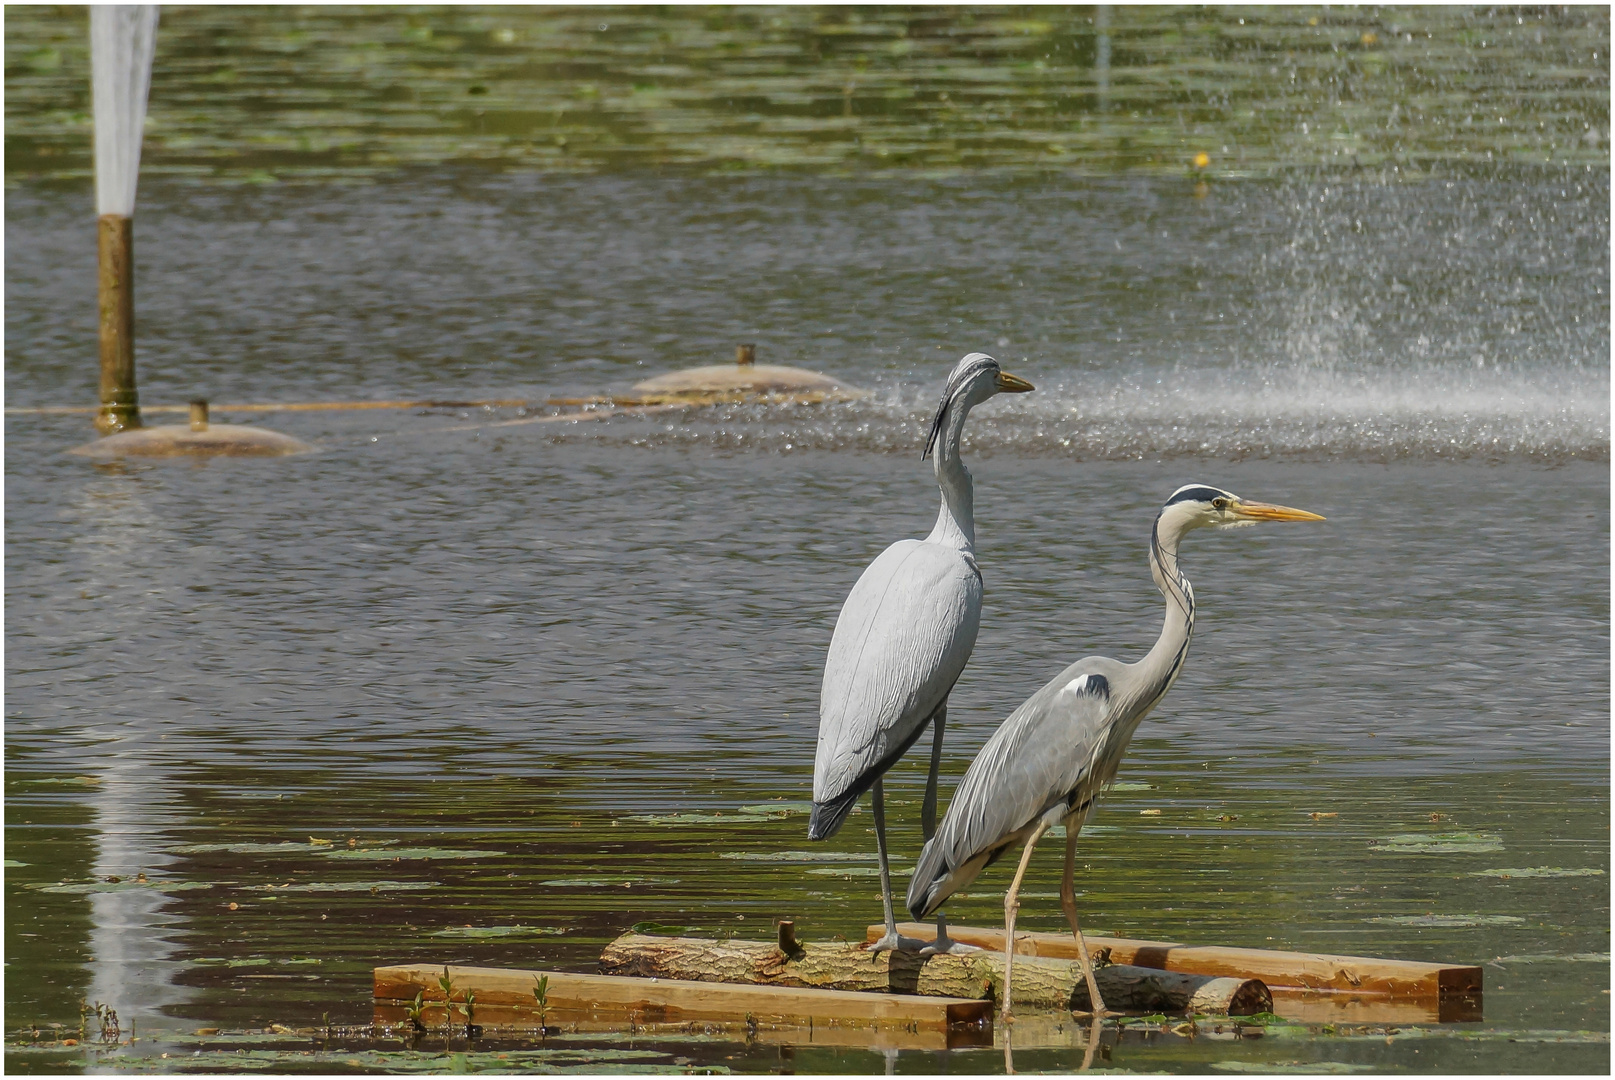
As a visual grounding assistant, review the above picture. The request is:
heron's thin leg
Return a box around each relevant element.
[1061,821,1108,1017]
[1000,822,1047,1025]
[1080,1014,1102,1072]
[867,779,902,953]
[921,704,946,842]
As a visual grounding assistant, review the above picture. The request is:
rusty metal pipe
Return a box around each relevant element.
[96,213,141,434]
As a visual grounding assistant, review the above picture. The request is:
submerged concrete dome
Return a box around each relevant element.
[627,344,865,403]
[69,401,313,459]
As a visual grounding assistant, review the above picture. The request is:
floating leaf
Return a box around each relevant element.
[1492,953,1610,964]
[735,801,814,816]
[4,860,29,867]
[630,922,690,935]
[621,812,773,824]
[16,776,100,786]
[804,866,912,877]
[245,880,438,893]
[1212,1063,1376,1074]
[325,847,504,860]
[540,876,679,887]
[720,850,877,862]
[1368,914,1525,928]
[1109,782,1153,791]
[30,879,215,895]
[1369,832,1503,854]
[1471,867,1604,879]
[429,925,566,938]
[172,841,395,855]
[1044,825,1118,839]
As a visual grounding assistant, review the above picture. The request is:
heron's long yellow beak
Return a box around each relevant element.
[1232,499,1326,522]
[995,371,1035,393]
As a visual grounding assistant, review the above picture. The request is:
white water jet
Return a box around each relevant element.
[91,5,159,217]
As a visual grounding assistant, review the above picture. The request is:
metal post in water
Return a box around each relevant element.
[737,343,756,366]
[90,5,159,435]
[97,214,140,434]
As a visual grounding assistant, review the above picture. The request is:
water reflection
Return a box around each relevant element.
[59,474,191,1029]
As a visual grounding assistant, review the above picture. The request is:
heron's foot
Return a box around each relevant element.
[863,931,930,954]
[917,934,982,956]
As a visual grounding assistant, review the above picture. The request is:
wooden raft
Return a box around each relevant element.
[373,963,993,1051]
[873,923,1484,1023]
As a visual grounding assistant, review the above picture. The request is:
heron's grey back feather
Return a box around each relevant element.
[814,538,982,811]
[907,655,1143,919]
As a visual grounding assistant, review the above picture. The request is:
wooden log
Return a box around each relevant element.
[600,932,1269,1015]
[373,963,991,1042]
[872,923,1483,1022]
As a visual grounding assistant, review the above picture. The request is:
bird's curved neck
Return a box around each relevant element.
[1132,512,1195,708]
[925,399,975,551]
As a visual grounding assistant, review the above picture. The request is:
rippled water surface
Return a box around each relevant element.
[4,9,1611,1073]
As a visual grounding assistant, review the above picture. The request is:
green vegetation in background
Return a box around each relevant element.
[4,5,1608,182]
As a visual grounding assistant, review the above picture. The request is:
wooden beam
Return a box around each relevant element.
[873,923,1483,1022]
[374,964,992,1043]
[601,932,1268,1015]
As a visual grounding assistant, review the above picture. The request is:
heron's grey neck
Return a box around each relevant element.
[925,397,976,551]
[1131,512,1195,708]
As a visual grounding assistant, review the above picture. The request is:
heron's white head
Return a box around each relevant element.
[922,352,1034,459]
[1158,483,1326,535]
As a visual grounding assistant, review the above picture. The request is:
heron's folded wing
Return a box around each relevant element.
[814,539,982,804]
[912,668,1113,904]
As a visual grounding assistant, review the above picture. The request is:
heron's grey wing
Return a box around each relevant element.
[908,664,1113,917]
[814,539,982,807]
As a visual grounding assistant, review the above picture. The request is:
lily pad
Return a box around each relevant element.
[4,859,29,867]
[245,880,438,892]
[1109,782,1154,791]
[621,812,774,824]
[1044,825,1119,839]
[540,876,679,887]
[1369,832,1503,854]
[804,866,912,877]
[429,925,566,938]
[1368,914,1525,928]
[631,921,690,934]
[1491,953,1610,964]
[29,879,215,895]
[736,801,815,816]
[1471,867,1605,878]
[173,841,369,855]
[1212,1064,1376,1074]
[325,847,504,860]
[720,850,877,862]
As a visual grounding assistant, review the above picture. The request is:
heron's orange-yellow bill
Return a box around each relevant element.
[1233,500,1326,522]
[995,372,1035,393]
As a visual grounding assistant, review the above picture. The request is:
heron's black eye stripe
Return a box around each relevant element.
[1165,485,1226,506]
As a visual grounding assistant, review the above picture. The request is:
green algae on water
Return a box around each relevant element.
[1368,832,1504,854]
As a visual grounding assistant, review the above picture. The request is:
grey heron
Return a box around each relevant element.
[907,484,1324,1017]
[810,352,1034,954]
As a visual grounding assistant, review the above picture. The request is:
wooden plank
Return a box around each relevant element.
[374,964,992,1038]
[873,923,1482,1019]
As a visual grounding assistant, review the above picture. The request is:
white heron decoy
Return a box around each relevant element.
[907,484,1325,1017]
[810,352,1034,954]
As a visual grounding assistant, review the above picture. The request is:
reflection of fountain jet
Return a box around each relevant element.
[69,473,194,1029]
[84,753,195,1030]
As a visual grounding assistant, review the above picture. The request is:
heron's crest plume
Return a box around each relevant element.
[923,352,1000,460]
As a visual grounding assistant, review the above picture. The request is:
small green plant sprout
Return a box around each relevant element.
[532,974,550,1033]
[463,988,480,1038]
[406,990,427,1033]
[437,966,458,1029]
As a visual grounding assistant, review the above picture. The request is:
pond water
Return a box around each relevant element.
[4,4,1610,1076]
